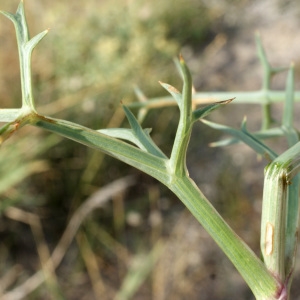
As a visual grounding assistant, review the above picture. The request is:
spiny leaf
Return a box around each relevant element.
[0,10,15,22]
[122,105,167,158]
[202,118,278,161]
[256,32,271,74]
[211,127,286,148]
[179,54,192,115]
[0,1,29,43]
[209,138,240,148]
[26,29,49,52]
[240,118,278,159]
[159,81,182,107]
[98,128,152,152]
[173,56,184,80]
[192,98,234,122]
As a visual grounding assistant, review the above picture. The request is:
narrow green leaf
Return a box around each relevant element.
[168,56,193,177]
[192,98,234,121]
[0,1,29,44]
[179,55,193,117]
[210,127,285,148]
[16,0,30,40]
[33,115,170,182]
[0,1,46,113]
[122,105,167,158]
[209,138,240,148]
[159,81,182,107]
[173,56,184,80]
[0,10,15,23]
[26,29,49,53]
[202,118,278,160]
[254,127,286,139]
[98,128,152,152]
[256,32,271,79]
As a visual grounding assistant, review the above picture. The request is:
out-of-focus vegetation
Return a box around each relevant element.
[0,0,275,299]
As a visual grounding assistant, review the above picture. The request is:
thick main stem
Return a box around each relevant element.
[260,142,300,296]
[32,114,282,299]
[261,164,287,281]
[168,174,282,300]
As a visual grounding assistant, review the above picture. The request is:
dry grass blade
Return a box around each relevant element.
[0,265,23,297]
[1,175,136,300]
[4,207,61,299]
[76,231,107,299]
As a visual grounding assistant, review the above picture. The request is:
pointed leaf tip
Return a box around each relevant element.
[159,81,180,94]
[159,82,182,107]
[179,54,187,68]
[218,97,235,105]
[192,97,234,121]
[122,105,167,158]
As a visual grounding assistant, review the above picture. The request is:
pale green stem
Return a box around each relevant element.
[261,142,300,284]
[128,90,300,109]
[29,114,282,299]
[281,64,300,292]
[285,175,300,285]
[32,115,170,183]
[169,175,281,300]
[0,3,288,299]
[261,163,287,281]
[169,57,193,177]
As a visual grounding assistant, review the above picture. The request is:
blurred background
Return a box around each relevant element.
[1,0,300,299]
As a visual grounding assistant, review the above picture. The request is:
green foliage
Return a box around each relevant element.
[1,1,300,300]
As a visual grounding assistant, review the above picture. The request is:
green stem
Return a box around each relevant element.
[169,56,193,177]
[32,114,170,183]
[128,90,300,109]
[169,175,281,300]
[0,2,48,112]
[261,163,287,281]
[261,142,300,284]
[31,113,281,299]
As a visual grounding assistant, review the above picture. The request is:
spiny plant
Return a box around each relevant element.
[1,2,300,299]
